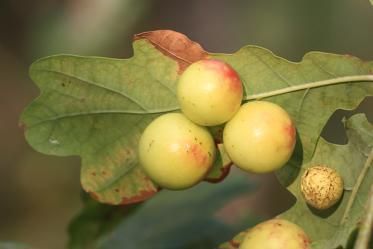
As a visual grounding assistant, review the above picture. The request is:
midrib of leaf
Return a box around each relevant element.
[27,65,181,128]
[28,74,373,128]
[27,109,178,128]
[33,55,373,116]
[245,75,373,100]
[341,147,373,225]
[33,68,149,111]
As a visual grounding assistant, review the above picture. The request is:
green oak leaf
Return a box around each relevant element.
[21,30,232,205]
[219,114,373,249]
[68,172,258,249]
[214,49,373,164]
[21,30,373,204]
[21,43,172,204]
[280,114,373,249]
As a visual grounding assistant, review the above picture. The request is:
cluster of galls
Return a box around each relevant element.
[139,58,296,189]
[138,58,344,249]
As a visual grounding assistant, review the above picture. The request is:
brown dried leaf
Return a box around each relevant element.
[134,30,208,72]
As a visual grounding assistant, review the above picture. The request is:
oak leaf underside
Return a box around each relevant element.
[21,30,373,208]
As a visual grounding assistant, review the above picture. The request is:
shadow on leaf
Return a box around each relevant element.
[307,191,344,218]
[276,131,303,187]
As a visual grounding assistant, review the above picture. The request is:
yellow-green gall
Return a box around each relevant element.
[177,59,243,126]
[138,113,216,190]
[239,218,310,249]
[300,165,344,210]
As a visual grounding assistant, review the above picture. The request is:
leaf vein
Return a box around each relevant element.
[308,57,339,77]
[251,51,292,87]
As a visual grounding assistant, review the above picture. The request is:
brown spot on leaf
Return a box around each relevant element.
[133,30,209,73]
[91,172,97,176]
[120,189,159,205]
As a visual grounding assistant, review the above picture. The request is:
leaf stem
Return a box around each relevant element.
[245,75,373,100]
[342,148,373,224]
[354,184,373,249]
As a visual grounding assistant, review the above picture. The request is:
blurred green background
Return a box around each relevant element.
[1,0,372,248]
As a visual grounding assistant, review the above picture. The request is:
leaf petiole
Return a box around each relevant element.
[245,75,373,100]
[354,184,373,249]
[341,147,373,225]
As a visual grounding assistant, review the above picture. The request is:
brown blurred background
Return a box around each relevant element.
[1,0,373,248]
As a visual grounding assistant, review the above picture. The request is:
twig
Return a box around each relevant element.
[342,148,373,224]
[354,184,373,249]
